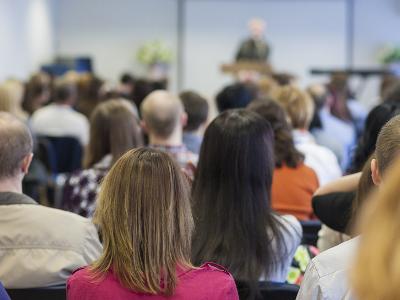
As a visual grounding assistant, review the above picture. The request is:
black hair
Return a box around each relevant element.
[180,91,209,131]
[216,83,258,112]
[192,109,289,298]
[120,73,135,85]
[347,101,400,173]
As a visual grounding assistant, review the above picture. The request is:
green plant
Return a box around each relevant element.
[136,40,173,66]
[378,45,400,64]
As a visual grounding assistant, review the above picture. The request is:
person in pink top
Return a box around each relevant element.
[67,148,238,300]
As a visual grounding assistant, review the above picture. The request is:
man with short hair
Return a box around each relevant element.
[140,90,198,169]
[179,91,209,154]
[30,77,89,146]
[0,112,101,288]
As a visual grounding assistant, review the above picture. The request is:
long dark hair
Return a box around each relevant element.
[191,109,288,296]
[348,101,400,173]
[247,98,304,168]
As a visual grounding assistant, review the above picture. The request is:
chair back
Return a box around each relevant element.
[6,285,66,300]
[38,136,83,174]
[300,220,322,246]
[235,280,299,300]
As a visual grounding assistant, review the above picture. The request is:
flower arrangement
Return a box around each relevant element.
[378,45,400,64]
[136,40,173,66]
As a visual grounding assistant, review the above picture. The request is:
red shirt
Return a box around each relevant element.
[272,163,319,220]
[67,263,239,300]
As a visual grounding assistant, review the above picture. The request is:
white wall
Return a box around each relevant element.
[183,0,347,101]
[55,0,178,90]
[0,0,55,81]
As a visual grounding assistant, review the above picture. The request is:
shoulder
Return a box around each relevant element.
[275,214,302,240]
[194,262,236,283]
[311,237,359,278]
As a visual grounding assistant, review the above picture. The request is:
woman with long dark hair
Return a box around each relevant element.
[191,109,301,298]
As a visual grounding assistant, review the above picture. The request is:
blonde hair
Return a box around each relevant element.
[351,156,400,300]
[91,148,194,296]
[0,80,28,120]
[275,85,314,129]
[84,99,143,168]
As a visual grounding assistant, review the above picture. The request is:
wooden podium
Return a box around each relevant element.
[220,61,273,75]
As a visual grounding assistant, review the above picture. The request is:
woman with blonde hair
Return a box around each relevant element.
[67,148,239,299]
[63,99,143,217]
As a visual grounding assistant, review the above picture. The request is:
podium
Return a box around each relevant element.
[220,61,273,75]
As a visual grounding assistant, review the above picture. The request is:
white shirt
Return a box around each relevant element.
[296,237,359,300]
[293,129,342,186]
[264,214,302,282]
[30,104,89,146]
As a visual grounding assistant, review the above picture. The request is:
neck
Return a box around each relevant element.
[149,129,182,147]
[0,176,23,194]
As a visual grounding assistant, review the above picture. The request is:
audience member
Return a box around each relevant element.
[347,101,400,173]
[248,99,319,220]
[179,90,209,154]
[67,148,239,299]
[0,79,28,121]
[307,83,356,169]
[30,76,89,146]
[351,156,400,300]
[75,73,104,119]
[191,109,301,298]
[296,115,400,300]
[118,72,135,100]
[22,72,51,115]
[216,82,258,112]
[63,99,143,217]
[275,86,342,185]
[0,112,102,288]
[140,90,198,169]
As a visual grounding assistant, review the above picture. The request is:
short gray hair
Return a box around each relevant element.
[0,112,33,178]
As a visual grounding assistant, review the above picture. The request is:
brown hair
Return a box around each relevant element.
[179,91,209,132]
[351,156,400,300]
[84,99,143,168]
[91,148,194,295]
[23,72,51,114]
[375,115,400,174]
[275,85,314,129]
[247,98,304,168]
[0,112,33,178]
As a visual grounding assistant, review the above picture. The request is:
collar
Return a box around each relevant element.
[292,129,316,145]
[0,192,38,206]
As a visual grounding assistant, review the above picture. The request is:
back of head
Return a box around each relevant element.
[275,85,314,129]
[84,99,143,168]
[247,98,304,168]
[0,112,33,179]
[192,109,287,288]
[140,90,183,139]
[53,77,77,105]
[23,72,51,114]
[92,148,193,296]
[349,102,400,173]
[375,114,400,174]
[382,80,400,102]
[179,91,209,132]
[216,82,258,112]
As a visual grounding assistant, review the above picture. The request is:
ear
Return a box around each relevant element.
[181,112,188,127]
[21,153,33,175]
[371,158,381,186]
[141,120,149,134]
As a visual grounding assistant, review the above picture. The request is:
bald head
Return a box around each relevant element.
[0,112,33,179]
[140,90,184,138]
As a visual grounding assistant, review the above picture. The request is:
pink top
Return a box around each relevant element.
[67,263,239,300]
